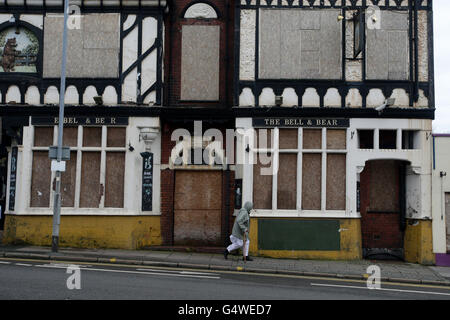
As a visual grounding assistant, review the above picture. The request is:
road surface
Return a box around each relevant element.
[0,257,449,301]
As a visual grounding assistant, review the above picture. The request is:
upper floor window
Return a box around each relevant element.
[258,9,342,80]
[180,2,220,101]
[366,10,410,80]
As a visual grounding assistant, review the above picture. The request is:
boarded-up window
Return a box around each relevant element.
[259,9,342,79]
[181,25,220,101]
[279,129,298,149]
[31,127,53,207]
[366,11,409,80]
[83,127,102,147]
[107,127,126,147]
[63,127,78,147]
[277,153,297,209]
[255,129,273,149]
[61,152,77,207]
[30,125,127,209]
[253,155,272,209]
[327,129,346,150]
[302,153,321,210]
[43,13,120,78]
[34,127,53,147]
[369,160,399,212]
[80,152,101,208]
[326,154,346,210]
[104,152,125,208]
[303,129,322,149]
[30,151,51,207]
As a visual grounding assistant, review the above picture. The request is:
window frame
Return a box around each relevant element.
[251,127,348,217]
[30,125,127,210]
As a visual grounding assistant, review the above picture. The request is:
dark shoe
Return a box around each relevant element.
[223,249,229,260]
[243,256,253,261]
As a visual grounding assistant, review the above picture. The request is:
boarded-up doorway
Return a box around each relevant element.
[446,193,450,252]
[360,160,406,259]
[174,171,222,246]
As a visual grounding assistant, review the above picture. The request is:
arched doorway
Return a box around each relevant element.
[359,159,408,260]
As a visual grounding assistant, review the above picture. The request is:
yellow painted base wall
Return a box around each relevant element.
[248,218,362,260]
[2,215,162,250]
[404,219,435,265]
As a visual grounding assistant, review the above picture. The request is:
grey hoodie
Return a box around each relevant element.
[231,201,253,240]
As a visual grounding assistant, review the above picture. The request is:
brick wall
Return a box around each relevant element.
[160,168,175,245]
[164,0,235,107]
[160,120,236,246]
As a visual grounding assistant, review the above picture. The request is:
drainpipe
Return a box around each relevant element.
[225,0,230,108]
[413,0,419,102]
[224,164,230,246]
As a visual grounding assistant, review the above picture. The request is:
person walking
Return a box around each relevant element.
[223,201,253,261]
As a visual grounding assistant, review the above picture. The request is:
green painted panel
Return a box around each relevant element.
[258,219,341,251]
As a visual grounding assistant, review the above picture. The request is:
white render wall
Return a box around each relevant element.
[431,136,450,253]
[236,117,432,219]
[5,117,162,217]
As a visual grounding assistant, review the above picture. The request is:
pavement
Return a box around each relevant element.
[1,244,450,287]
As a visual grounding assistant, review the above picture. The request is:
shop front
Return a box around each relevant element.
[3,116,163,249]
[236,117,434,263]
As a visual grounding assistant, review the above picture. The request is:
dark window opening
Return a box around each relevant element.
[358,130,374,149]
[402,130,419,150]
[379,130,397,149]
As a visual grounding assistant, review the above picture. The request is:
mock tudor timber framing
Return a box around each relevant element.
[0,3,165,106]
[234,0,434,110]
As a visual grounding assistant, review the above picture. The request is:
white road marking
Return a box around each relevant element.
[0,261,11,264]
[136,268,218,276]
[180,271,218,275]
[84,267,221,279]
[34,264,220,279]
[15,263,33,267]
[35,265,67,269]
[311,283,450,297]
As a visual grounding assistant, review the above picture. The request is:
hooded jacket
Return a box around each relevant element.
[231,202,253,240]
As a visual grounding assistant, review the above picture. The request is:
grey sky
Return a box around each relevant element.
[433,0,450,133]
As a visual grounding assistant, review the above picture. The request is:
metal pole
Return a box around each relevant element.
[52,0,70,252]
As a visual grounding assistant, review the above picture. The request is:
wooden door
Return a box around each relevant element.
[174,171,222,246]
[360,160,404,256]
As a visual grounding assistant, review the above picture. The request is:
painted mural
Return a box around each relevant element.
[0,26,38,73]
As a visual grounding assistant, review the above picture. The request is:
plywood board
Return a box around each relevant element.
[279,129,298,149]
[30,151,51,207]
[174,171,222,245]
[302,153,321,210]
[303,129,322,149]
[80,152,101,208]
[277,153,297,209]
[326,154,346,210]
[34,127,54,147]
[104,152,125,208]
[181,25,220,101]
[253,157,273,209]
[61,151,77,207]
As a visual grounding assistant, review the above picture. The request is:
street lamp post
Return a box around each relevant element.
[52,0,70,252]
